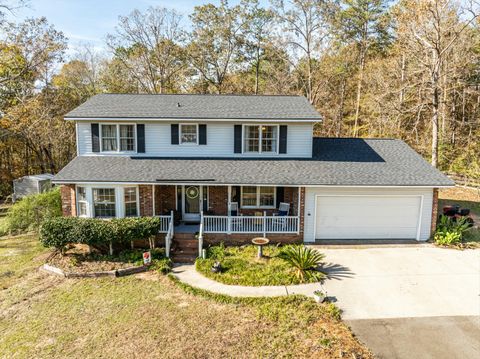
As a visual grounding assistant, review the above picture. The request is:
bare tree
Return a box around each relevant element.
[271,0,335,104]
[106,6,186,94]
[395,0,479,167]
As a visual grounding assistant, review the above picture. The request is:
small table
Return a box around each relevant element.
[251,237,270,258]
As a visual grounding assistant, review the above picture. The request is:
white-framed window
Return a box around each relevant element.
[93,188,116,218]
[124,187,138,217]
[180,123,198,145]
[119,125,135,151]
[77,186,88,217]
[241,186,276,208]
[100,124,136,153]
[243,125,278,153]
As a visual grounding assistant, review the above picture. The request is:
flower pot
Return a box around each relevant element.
[313,291,326,303]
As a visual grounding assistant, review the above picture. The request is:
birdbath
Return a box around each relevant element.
[251,237,270,258]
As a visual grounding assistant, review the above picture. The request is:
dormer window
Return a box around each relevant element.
[100,124,136,152]
[180,124,198,145]
[243,125,278,153]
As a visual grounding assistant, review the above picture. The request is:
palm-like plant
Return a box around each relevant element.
[278,245,325,282]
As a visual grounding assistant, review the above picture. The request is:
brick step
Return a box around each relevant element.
[172,247,198,255]
[171,251,197,263]
[173,239,198,248]
[174,233,197,240]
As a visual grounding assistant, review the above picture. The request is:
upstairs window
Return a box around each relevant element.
[180,124,198,144]
[100,124,135,152]
[243,125,278,153]
[93,188,116,218]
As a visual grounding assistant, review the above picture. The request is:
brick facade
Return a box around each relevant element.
[154,185,176,215]
[139,185,154,217]
[207,186,228,215]
[431,188,439,235]
[60,184,76,217]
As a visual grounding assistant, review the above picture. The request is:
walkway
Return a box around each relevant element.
[172,264,323,298]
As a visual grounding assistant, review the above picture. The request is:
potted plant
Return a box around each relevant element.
[313,289,327,303]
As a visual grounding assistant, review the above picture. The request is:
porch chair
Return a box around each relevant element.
[273,202,291,230]
[229,202,241,231]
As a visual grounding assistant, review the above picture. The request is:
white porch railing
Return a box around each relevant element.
[203,212,300,236]
[198,211,204,257]
[162,211,174,258]
[156,214,173,233]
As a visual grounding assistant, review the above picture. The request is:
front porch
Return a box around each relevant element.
[148,184,304,237]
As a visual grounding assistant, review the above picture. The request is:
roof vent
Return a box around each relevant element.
[177,102,181,107]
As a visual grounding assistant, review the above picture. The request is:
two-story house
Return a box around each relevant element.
[53,94,453,260]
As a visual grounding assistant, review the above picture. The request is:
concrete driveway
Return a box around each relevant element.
[311,245,480,358]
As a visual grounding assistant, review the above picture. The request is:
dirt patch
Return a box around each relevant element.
[47,252,138,273]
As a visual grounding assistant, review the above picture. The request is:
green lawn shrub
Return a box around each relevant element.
[434,215,472,245]
[39,216,162,253]
[4,188,61,234]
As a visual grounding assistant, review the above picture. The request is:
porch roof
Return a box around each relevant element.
[53,138,453,187]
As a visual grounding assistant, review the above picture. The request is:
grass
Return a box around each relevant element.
[0,234,372,358]
[438,187,480,248]
[196,244,325,286]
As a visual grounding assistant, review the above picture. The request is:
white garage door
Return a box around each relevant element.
[315,195,422,240]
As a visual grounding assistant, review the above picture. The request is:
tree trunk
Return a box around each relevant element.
[353,49,366,137]
[336,77,346,137]
[431,85,440,168]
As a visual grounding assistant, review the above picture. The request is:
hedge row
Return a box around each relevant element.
[39,217,162,252]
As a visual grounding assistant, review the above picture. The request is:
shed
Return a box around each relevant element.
[13,174,54,202]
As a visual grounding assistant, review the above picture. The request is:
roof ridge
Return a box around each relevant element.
[96,93,305,98]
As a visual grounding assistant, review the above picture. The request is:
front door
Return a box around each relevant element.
[182,185,202,222]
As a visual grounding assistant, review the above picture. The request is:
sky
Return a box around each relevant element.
[7,0,268,55]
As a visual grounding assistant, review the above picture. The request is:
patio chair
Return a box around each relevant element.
[229,202,239,216]
[229,202,241,231]
[276,202,290,216]
[272,202,291,230]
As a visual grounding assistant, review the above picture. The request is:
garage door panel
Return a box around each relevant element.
[315,195,421,240]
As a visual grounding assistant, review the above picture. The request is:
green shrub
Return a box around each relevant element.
[434,215,471,245]
[4,188,61,234]
[278,245,325,283]
[39,216,162,253]
[206,242,226,260]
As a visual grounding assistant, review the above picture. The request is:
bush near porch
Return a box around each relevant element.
[39,216,162,254]
[196,244,325,286]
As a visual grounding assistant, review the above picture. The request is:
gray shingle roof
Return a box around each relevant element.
[53,138,454,186]
[64,94,322,120]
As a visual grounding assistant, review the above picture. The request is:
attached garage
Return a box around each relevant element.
[315,195,422,240]
[304,188,435,242]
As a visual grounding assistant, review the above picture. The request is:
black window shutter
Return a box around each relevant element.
[171,124,179,145]
[199,124,207,145]
[91,123,100,152]
[279,125,288,154]
[276,187,285,208]
[137,124,145,153]
[176,186,182,213]
[234,125,242,153]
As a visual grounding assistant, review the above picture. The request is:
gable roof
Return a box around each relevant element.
[64,93,322,121]
[53,138,454,187]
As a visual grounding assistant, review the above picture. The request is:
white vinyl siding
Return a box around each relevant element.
[76,121,313,157]
[303,187,434,242]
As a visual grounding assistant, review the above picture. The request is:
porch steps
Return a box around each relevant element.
[171,233,198,263]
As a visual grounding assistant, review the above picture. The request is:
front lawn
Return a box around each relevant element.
[0,234,371,358]
[196,244,325,286]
